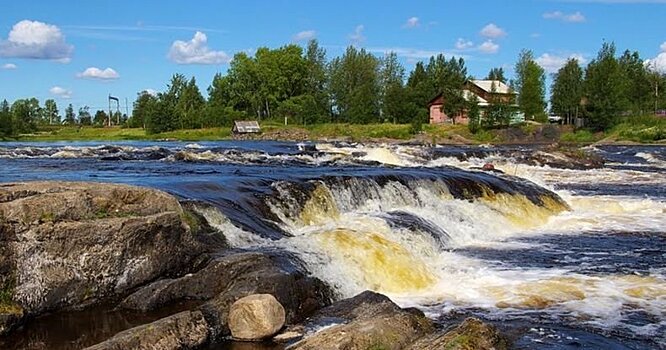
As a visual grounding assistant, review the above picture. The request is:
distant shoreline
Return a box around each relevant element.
[1,123,664,146]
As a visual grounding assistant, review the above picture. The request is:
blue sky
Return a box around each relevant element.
[0,0,665,113]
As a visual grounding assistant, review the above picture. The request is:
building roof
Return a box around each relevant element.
[463,89,489,106]
[470,80,514,94]
[232,120,261,133]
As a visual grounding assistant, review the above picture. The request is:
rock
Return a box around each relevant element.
[406,317,510,350]
[84,310,210,350]
[197,252,332,339]
[273,327,305,343]
[288,291,433,350]
[228,294,285,340]
[0,181,205,317]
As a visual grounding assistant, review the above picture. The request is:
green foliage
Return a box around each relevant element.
[486,67,506,83]
[43,99,59,125]
[551,58,584,125]
[329,46,381,123]
[78,106,92,126]
[514,49,546,120]
[64,103,76,125]
[467,96,481,134]
[612,115,666,142]
[560,130,596,143]
[0,99,12,138]
[583,42,626,131]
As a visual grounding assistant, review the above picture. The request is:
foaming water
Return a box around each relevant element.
[0,141,664,349]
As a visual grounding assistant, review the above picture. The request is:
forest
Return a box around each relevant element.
[1,40,665,139]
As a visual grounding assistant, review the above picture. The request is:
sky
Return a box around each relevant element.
[0,0,665,113]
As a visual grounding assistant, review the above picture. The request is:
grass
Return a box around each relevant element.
[0,275,22,315]
[611,115,666,143]
[7,117,664,144]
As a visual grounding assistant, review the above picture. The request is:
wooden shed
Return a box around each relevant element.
[232,121,261,134]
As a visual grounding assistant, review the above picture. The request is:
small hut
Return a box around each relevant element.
[232,121,261,134]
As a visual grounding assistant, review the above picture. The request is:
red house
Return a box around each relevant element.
[428,80,516,125]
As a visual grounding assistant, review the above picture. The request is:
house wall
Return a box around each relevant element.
[429,104,446,124]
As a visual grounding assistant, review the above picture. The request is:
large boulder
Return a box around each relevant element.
[406,317,510,350]
[228,294,285,340]
[287,291,433,350]
[84,310,210,350]
[0,181,205,321]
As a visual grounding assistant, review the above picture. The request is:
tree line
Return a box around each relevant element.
[1,40,665,139]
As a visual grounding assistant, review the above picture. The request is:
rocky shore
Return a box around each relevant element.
[0,181,511,350]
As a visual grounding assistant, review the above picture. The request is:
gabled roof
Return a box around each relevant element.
[232,120,261,133]
[469,80,514,94]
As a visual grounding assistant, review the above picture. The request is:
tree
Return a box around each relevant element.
[176,77,205,129]
[11,98,39,133]
[467,95,481,133]
[379,52,407,123]
[440,57,468,124]
[405,61,434,122]
[43,99,59,125]
[304,39,330,123]
[0,99,12,137]
[78,106,92,126]
[619,50,652,114]
[514,49,546,121]
[64,104,76,125]
[584,42,627,130]
[551,58,584,125]
[93,110,108,126]
[486,67,506,83]
[329,46,380,123]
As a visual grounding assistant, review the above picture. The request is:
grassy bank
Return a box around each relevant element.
[6,117,664,144]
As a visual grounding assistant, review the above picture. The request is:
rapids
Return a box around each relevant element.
[0,141,664,349]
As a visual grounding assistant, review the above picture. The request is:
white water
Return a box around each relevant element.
[196,143,666,343]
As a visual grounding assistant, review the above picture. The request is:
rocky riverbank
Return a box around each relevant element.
[0,181,512,350]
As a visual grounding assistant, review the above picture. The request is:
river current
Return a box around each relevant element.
[0,141,664,349]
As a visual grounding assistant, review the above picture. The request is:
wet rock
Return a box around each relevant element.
[288,291,433,350]
[197,252,333,339]
[84,310,210,350]
[0,181,205,317]
[228,294,286,341]
[406,317,510,350]
[0,308,24,335]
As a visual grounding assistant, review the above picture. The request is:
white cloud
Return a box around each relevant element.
[536,53,587,73]
[480,23,507,39]
[2,63,17,70]
[404,17,420,28]
[349,25,366,45]
[478,40,500,54]
[49,86,72,99]
[77,67,119,80]
[455,38,474,50]
[293,30,316,42]
[0,20,73,61]
[168,31,230,65]
[543,11,586,22]
[645,42,666,73]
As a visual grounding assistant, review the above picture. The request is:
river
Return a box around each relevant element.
[0,141,664,349]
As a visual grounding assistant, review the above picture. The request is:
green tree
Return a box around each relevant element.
[11,98,39,133]
[176,77,205,129]
[486,67,506,83]
[64,103,76,125]
[93,110,108,126]
[379,52,407,123]
[405,61,434,122]
[467,95,481,133]
[304,39,330,123]
[551,58,584,125]
[329,46,380,124]
[619,50,652,114]
[78,106,92,126]
[440,57,469,124]
[514,49,546,121]
[584,42,627,130]
[43,99,59,125]
[0,99,12,137]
